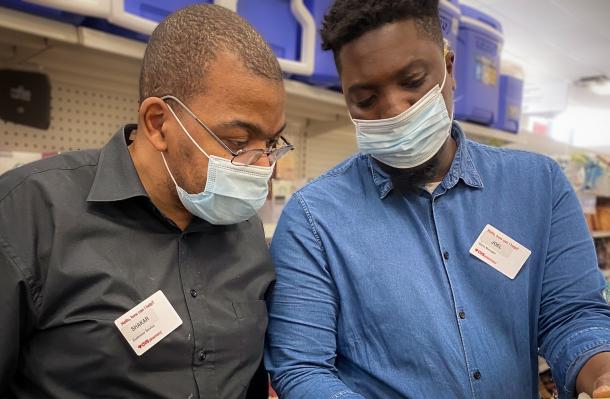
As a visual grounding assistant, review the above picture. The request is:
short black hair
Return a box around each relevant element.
[139,4,283,102]
[320,0,444,67]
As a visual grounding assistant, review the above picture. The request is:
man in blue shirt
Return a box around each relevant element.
[265,0,610,398]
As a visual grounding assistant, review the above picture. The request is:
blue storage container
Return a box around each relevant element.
[299,0,339,87]
[23,0,110,18]
[215,0,316,78]
[109,0,213,35]
[438,0,460,54]
[235,0,299,62]
[493,63,524,133]
[454,4,503,126]
[0,0,85,25]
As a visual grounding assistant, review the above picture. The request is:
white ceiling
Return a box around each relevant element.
[459,0,610,109]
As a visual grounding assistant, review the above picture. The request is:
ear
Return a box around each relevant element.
[138,97,170,152]
[445,50,456,91]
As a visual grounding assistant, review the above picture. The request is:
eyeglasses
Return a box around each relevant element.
[161,95,294,166]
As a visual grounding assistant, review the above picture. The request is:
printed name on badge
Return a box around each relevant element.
[469,224,531,279]
[114,290,183,356]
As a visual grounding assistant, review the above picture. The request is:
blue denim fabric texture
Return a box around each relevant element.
[265,122,610,399]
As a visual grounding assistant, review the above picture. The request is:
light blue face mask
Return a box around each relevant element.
[161,104,274,225]
[351,67,452,169]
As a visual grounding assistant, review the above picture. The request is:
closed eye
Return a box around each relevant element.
[400,77,426,89]
[356,95,377,109]
[225,139,248,151]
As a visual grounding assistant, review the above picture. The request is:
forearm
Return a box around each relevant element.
[577,352,610,395]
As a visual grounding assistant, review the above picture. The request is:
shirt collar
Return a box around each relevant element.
[87,124,149,202]
[368,122,484,199]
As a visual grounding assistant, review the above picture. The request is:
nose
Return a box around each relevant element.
[246,138,274,167]
[252,153,273,167]
[378,89,415,119]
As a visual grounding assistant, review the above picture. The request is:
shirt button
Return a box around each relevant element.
[473,370,481,380]
[458,311,466,319]
[198,351,207,361]
[189,289,197,298]
[443,251,450,260]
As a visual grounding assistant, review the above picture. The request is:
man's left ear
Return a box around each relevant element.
[445,50,456,91]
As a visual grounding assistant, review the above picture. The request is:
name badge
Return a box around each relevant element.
[114,290,183,356]
[469,224,531,279]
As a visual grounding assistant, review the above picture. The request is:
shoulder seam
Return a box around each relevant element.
[0,163,97,203]
[293,192,328,258]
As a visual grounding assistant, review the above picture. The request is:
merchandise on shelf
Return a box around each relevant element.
[295,0,340,88]
[454,4,503,126]
[0,0,86,24]
[438,0,460,56]
[492,61,524,133]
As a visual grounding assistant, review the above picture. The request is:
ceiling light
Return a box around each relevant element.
[576,75,610,96]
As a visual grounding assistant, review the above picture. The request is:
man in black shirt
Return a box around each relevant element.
[0,4,290,398]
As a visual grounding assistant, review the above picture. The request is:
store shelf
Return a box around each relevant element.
[592,231,610,239]
[0,6,78,44]
[77,27,146,59]
[460,121,527,146]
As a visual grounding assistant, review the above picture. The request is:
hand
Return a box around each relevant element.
[593,372,610,398]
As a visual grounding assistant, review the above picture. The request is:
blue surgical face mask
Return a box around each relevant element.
[161,104,274,225]
[351,67,452,169]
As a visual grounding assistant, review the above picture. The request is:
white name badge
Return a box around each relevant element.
[469,224,532,279]
[114,290,183,356]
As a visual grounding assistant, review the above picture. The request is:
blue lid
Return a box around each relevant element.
[439,0,460,13]
[460,4,502,33]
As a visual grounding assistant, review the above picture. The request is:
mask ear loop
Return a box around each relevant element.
[161,152,179,188]
[165,102,211,159]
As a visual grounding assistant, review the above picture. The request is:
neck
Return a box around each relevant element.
[377,134,458,194]
[431,135,457,182]
[129,130,193,231]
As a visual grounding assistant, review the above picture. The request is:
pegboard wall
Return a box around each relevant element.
[1,74,139,152]
[0,25,346,180]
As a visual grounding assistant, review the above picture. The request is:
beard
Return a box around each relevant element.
[375,140,448,195]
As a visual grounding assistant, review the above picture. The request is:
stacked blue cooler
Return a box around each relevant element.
[301,0,339,88]
[438,0,460,54]
[2,0,328,84]
[493,63,524,133]
[103,0,213,41]
[0,0,85,24]
[454,4,503,126]
[233,0,299,62]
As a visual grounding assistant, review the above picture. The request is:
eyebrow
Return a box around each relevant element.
[218,120,287,139]
[346,59,428,97]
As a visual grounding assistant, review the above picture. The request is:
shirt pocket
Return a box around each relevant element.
[231,300,268,385]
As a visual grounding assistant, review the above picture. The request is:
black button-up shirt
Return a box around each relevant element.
[0,125,275,399]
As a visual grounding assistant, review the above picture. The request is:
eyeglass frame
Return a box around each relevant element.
[161,95,294,166]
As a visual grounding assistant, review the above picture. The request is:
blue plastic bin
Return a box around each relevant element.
[438,0,460,54]
[0,0,85,25]
[493,67,524,133]
[298,0,339,87]
[235,0,299,62]
[454,4,503,126]
[109,0,213,35]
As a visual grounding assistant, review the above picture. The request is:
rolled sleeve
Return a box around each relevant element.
[537,162,610,398]
[265,193,364,399]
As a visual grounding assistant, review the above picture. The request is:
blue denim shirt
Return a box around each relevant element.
[266,123,610,399]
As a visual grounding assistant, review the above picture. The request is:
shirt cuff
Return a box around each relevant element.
[556,327,610,399]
